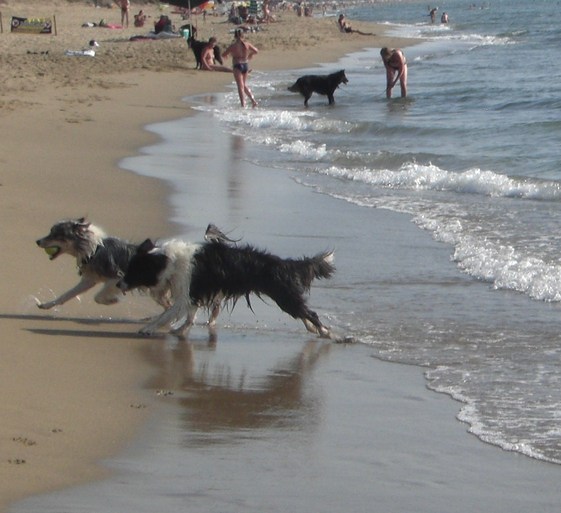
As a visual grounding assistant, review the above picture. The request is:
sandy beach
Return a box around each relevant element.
[0,0,414,509]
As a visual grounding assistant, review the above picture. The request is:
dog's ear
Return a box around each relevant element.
[138,239,156,253]
[74,217,90,233]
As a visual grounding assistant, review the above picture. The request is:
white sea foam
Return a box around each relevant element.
[450,237,561,302]
[413,209,561,301]
[206,105,355,137]
[279,140,328,159]
[308,161,561,303]
[426,370,561,465]
[319,163,561,200]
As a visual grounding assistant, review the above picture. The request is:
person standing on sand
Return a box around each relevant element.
[116,0,130,28]
[380,47,408,98]
[222,29,259,108]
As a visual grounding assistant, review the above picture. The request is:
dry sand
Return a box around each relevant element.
[0,0,415,509]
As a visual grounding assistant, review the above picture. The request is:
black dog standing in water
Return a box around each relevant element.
[117,238,335,338]
[288,69,348,106]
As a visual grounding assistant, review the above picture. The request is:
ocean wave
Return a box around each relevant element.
[427,375,561,465]
[445,230,561,302]
[497,29,529,39]
[381,20,512,47]
[279,140,328,160]
[314,162,561,302]
[212,106,354,135]
[319,163,561,201]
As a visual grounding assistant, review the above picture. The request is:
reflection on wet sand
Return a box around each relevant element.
[142,338,331,443]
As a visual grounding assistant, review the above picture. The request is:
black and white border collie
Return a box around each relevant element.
[117,238,335,338]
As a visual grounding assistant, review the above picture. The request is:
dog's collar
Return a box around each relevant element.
[78,245,101,273]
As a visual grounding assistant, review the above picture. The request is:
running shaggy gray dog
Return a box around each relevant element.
[35,218,170,310]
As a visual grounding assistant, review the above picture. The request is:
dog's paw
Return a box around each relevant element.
[169,327,186,338]
[36,299,55,310]
[319,329,332,340]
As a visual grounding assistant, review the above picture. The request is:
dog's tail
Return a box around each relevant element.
[293,251,335,290]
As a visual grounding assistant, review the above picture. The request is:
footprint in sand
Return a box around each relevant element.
[12,436,36,447]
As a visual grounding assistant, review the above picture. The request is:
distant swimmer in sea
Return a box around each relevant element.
[380,47,408,98]
[337,14,375,36]
[429,6,438,23]
[441,12,449,23]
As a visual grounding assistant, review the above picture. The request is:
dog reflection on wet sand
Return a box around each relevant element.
[148,340,331,433]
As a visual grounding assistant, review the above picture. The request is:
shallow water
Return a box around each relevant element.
[111,0,561,465]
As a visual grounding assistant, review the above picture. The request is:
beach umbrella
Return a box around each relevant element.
[198,1,216,11]
[166,0,221,8]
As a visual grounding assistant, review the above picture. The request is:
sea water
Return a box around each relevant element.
[151,0,561,464]
[120,0,560,467]
[12,1,561,511]
[335,0,561,463]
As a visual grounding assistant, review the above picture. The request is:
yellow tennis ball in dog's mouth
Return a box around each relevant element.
[44,246,59,258]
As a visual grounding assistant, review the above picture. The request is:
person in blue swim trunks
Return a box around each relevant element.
[222,29,259,107]
[233,62,250,73]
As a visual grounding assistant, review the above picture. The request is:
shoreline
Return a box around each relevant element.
[0,1,416,509]
[12,153,561,511]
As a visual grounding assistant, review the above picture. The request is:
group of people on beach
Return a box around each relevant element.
[113,0,412,104]
[113,0,425,103]
[201,26,408,105]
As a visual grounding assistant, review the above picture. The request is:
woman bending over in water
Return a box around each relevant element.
[380,47,408,98]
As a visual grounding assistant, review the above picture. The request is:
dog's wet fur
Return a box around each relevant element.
[117,238,335,338]
[288,69,348,106]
